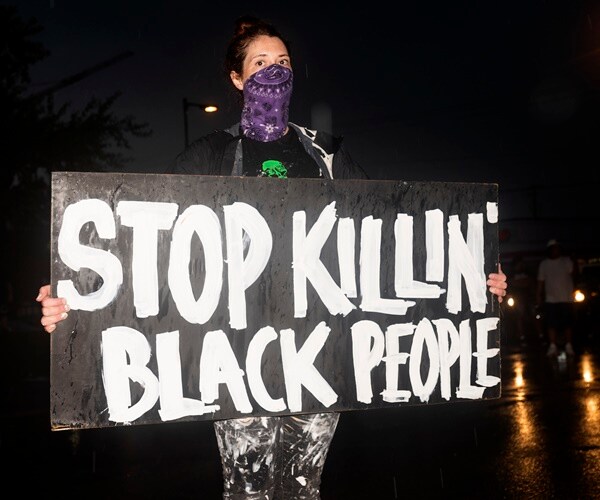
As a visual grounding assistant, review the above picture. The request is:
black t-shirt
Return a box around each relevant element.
[241,127,322,178]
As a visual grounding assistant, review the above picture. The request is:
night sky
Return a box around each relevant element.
[12,0,600,255]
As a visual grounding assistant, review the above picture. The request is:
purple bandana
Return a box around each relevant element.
[241,64,293,142]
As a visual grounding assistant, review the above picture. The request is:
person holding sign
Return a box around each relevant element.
[37,15,508,499]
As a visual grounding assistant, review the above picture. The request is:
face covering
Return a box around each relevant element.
[240,63,293,142]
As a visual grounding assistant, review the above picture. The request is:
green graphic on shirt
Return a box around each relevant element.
[261,160,287,178]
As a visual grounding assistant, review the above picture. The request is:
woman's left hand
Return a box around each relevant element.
[487,263,508,303]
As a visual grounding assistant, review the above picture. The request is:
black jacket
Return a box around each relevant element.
[170,122,368,180]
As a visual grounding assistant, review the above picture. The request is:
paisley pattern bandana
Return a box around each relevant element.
[241,64,293,142]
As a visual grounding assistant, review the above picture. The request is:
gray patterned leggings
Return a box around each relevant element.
[213,412,340,499]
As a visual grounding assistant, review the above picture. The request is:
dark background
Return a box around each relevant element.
[10,0,600,253]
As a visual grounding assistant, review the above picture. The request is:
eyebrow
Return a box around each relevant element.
[250,53,289,61]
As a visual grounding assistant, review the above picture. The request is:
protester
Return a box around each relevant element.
[537,239,576,357]
[36,15,508,499]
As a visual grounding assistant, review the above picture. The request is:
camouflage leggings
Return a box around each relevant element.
[213,412,340,499]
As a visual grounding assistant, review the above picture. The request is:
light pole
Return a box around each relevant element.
[183,98,218,148]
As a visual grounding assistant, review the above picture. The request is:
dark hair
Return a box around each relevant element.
[224,15,291,79]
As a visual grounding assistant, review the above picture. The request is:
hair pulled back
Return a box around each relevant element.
[224,15,291,78]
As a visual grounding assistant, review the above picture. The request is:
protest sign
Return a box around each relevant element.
[50,172,501,430]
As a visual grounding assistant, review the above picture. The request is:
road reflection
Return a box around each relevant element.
[577,353,600,496]
[502,354,552,496]
[499,344,600,498]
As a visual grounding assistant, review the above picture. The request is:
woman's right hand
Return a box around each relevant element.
[36,284,69,333]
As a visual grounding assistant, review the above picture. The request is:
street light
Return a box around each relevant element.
[183,98,218,148]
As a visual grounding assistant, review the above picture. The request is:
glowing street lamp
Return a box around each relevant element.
[183,98,218,148]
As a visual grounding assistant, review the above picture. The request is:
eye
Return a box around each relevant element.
[279,58,290,66]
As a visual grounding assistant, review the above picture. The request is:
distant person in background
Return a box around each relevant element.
[537,239,576,356]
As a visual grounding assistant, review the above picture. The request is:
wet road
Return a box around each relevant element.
[2,327,599,499]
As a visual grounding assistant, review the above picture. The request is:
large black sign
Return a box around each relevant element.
[50,172,501,430]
